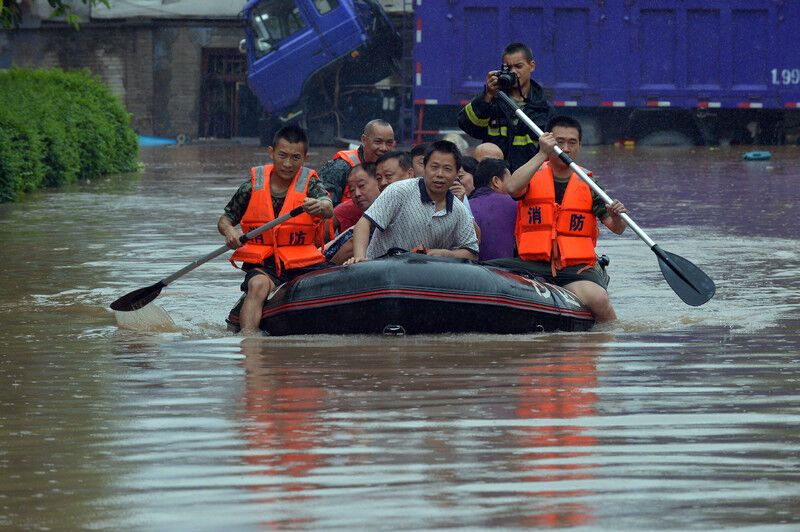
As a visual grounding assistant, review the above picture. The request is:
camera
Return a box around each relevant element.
[496,64,518,91]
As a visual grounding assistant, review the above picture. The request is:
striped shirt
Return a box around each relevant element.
[364,178,479,259]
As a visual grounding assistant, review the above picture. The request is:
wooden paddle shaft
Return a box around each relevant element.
[496,91,656,249]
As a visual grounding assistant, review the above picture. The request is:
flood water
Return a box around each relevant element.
[1,143,799,529]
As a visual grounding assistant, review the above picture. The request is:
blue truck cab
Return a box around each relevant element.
[241,0,401,143]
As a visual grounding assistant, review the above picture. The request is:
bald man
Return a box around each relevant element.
[318,119,396,205]
[473,142,504,162]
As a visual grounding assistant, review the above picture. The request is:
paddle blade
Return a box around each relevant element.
[652,245,715,306]
[110,281,166,312]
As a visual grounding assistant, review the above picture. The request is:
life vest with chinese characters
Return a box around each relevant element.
[332,148,361,201]
[516,161,598,271]
[230,165,326,275]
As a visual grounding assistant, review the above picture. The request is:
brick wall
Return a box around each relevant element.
[0,20,242,138]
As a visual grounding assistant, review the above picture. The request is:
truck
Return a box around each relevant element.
[241,0,402,144]
[243,0,800,146]
[412,0,800,145]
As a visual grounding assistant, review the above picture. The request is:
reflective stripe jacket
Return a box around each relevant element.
[230,164,326,275]
[516,162,598,270]
[457,79,555,172]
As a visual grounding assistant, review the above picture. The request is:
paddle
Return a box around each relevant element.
[110,206,306,312]
[495,91,715,306]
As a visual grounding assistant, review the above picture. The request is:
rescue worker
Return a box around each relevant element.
[458,42,555,172]
[488,116,627,322]
[218,125,334,334]
[317,119,395,205]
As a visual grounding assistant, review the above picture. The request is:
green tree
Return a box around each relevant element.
[1,0,109,30]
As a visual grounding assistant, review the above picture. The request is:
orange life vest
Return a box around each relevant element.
[333,148,361,167]
[230,164,326,275]
[332,148,361,202]
[516,162,598,271]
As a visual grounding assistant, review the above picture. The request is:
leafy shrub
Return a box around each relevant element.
[0,68,138,201]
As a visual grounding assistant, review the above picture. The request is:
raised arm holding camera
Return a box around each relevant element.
[458,42,555,173]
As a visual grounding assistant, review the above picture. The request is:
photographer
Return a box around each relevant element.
[457,42,555,172]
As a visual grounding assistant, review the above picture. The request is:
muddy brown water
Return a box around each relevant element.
[1,143,799,529]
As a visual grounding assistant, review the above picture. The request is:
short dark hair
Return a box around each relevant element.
[272,124,308,152]
[473,158,509,189]
[409,142,429,159]
[460,156,478,177]
[347,162,378,180]
[423,140,462,170]
[375,150,412,171]
[502,42,534,62]
[546,115,582,142]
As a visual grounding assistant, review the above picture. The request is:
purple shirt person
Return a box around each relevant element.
[468,158,518,261]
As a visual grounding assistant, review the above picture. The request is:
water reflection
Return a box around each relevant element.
[241,338,327,500]
[512,351,599,528]
[234,335,617,529]
[2,144,800,529]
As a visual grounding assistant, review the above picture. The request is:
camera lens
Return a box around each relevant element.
[497,65,517,90]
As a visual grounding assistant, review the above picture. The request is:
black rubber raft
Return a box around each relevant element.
[226,252,595,335]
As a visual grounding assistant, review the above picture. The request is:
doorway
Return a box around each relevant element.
[200,48,260,138]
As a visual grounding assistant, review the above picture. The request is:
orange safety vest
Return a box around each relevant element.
[516,162,598,271]
[332,148,361,202]
[333,148,361,167]
[230,164,326,275]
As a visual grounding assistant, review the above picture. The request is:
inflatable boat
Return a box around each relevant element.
[226,252,596,335]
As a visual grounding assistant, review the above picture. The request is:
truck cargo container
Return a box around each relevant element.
[412,0,800,145]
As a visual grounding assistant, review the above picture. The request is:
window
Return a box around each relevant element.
[313,0,339,15]
[249,0,308,58]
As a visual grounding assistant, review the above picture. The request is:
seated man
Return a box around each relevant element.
[218,125,334,334]
[317,119,395,205]
[469,158,518,260]
[488,116,627,322]
[325,163,381,264]
[375,150,415,191]
[333,163,379,233]
[346,140,479,263]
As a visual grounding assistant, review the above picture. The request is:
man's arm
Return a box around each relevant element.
[317,158,350,205]
[601,200,627,235]
[218,182,250,248]
[218,215,243,249]
[505,131,556,197]
[304,176,335,219]
[426,248,478,260]
[302,197,333,219]
[427,204,479,260]
[345,216,374,264]
[457,91,493,141]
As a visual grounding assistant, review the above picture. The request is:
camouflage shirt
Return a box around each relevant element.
[316,145,365,205]
[222,171,330,226]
